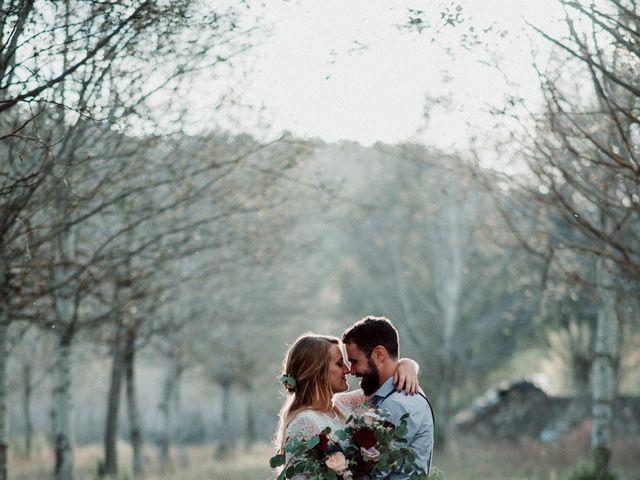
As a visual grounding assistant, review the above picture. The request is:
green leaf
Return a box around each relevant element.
[334,430,347,440]
[269,454,285,468]
[427,466,443,480]
[284,440,302,453]
[285,465,297,477]
[307,435,320,449]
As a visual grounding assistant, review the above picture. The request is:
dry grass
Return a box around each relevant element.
[434,437,640,480]
[9,443,274,480]
[9,439,640,480]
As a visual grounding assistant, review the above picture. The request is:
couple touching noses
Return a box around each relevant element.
[275,316,434,479]
[314,326,420,398]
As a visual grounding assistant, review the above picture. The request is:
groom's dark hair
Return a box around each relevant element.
[342,316,399,359]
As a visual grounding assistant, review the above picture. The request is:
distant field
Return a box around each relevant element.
[10,439,640,480]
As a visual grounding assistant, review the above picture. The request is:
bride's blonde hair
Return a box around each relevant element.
[274,333,343,450]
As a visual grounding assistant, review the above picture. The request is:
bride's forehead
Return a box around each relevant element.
[329,343,344,358]
[336,343,349,360]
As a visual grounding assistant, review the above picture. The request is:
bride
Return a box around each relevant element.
[274,333,419,458]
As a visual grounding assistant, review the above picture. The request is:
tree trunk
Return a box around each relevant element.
[52,199,77,480]
[437,178,462,447]
[124,327,144,477]
[53,334,74,480]
[174,367,188,468]
[104,318,125,477]
[550,352,592,439]
[23,362,34,458]
[592,258,619,477]
[568,351,592,425]
[0,320,9,480]
[158,333,176,469]
[438,364,450,446]
[216,381,233,458]
[245,390,256,448]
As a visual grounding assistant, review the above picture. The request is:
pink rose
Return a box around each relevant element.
[325,452,348,474]
[360,446,381,462]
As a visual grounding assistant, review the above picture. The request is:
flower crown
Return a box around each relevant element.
[280,373,297,392]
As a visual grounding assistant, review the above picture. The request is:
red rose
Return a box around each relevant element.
[353,428,377,449]
[382,420,396,429]
[315,433,330,453]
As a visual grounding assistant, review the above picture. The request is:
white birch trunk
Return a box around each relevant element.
[53,334,74,480]
[436,177,463,446]
[52,208,76,480]
[592,257,619,475]
[158,332,177,468]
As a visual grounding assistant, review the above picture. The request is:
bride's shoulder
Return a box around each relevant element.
[289,409,323,425]
[285,410,324,441]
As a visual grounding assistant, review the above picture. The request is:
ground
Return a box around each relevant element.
[10,439,640,480]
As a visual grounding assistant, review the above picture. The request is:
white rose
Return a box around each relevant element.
[362,409,383,425]
[360,446,381,462]
[342,470,354,480]
[325,452,348,474]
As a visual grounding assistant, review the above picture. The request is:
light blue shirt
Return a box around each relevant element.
[371,376,434,479]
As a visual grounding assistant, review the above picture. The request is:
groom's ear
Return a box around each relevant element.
[371,345,387,363]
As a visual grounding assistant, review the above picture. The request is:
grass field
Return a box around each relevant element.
[9,438,640,480]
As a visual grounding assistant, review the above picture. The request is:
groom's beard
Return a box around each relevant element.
[359,358,381,396]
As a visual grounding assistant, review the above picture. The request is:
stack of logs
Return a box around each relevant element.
[454,380,640,441]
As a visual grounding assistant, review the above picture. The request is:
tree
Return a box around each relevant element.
[0,2,263,477]
[497,1,640,474]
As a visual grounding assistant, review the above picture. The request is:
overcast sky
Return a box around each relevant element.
[183,0,567,151]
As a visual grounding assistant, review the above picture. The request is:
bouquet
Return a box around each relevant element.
[270,407,429,479]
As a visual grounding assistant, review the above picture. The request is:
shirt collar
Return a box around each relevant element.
[372,376,395,400]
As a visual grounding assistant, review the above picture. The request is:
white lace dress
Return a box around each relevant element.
[282,390,367,478]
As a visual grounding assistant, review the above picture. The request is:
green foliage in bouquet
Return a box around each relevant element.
[270,426,346,480]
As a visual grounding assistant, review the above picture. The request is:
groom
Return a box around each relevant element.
[342,315,434,478]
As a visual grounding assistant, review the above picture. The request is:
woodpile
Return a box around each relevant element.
[454,380,640,441]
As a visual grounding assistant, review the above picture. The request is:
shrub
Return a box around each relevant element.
[566,462,617,480]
